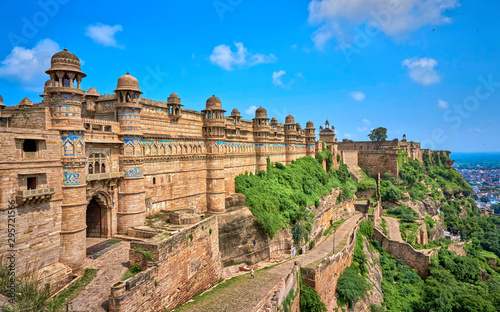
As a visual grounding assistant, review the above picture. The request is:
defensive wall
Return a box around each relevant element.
[372,227,435,277]
[254,264,301,312]
[108,216,221,312]
[302,215,366,310]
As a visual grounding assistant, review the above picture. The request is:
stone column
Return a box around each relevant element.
[59,131,87,273]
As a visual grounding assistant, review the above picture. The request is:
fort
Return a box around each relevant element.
[0,49,435,310]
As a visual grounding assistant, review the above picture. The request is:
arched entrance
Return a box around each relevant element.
[86,191,112,238]
[86,198,102,237]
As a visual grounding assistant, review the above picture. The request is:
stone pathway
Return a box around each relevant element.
[69,241,130,312]
[383,217,403,242]
[176,213,363,312]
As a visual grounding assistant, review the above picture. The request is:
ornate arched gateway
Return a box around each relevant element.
[86,190,113,238]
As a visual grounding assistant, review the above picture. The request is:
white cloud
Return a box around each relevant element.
[468,128,482,133]
[272,70,287,87]
[0,38,59,92]
[362,118,370,125]
[307,0,459,49]
[85,23,124,48]
[357,127,368,132]
[350,91,365,101]
[245,105,258,116]
[438,99,449,109]
[402,57,440,86]
[209,42,276,71]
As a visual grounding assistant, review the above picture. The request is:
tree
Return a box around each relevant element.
[368,127,388,142]
[480,196,490,203]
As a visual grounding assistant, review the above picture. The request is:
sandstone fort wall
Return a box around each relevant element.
[108,216,221,312]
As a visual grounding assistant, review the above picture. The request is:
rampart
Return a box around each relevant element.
[372,227,434,277]
[302,215,365,310]
[358,150,399,178]
[108,216,221,312]
[254,263,300,312]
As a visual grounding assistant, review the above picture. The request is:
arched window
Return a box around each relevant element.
[126,93,131,103]
[95,161,100,173]
[89,164,94,174]
[101,163,106,173]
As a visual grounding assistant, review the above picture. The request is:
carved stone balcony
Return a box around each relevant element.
[16,187,55,206]
[86,172,124,182]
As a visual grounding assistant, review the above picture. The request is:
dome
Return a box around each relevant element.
[285,114,295,124]
[255,106,268,118]
[296,122,301,129]
[306,121,314,128]
[168,92,181,105]
[86,87,99,96]
[44,80,52,87]
[46,49,85,76]
[206,95,222,110]
[271,117,277,122]
[115,72,142,93]
[231,108,240,117]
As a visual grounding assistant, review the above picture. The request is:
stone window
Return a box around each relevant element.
[88,153,108,175]
[23,139,37,153]
[153,177,156,185]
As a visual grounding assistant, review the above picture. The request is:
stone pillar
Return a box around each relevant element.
[117,156,146,234]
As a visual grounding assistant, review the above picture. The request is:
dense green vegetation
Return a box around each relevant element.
[300,284,327,312]
[374,149,500,311]
[380,150,473,203]
[235,155,356,239]
[375,239,500,311]
[336,220,374,308]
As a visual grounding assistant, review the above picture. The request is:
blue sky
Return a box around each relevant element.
[0,0,499,153]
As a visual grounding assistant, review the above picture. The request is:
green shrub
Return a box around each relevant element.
[337,267,371,308]
[300,284,327,312]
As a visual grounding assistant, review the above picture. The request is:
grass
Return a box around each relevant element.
[121,264,141,281]
[323,219,346,237]
[399,221,420,244]
[174,265,279,312]
[48,268,99,310]
[381,218,389,237]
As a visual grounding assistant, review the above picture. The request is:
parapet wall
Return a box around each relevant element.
[372,227,433,277]
[254,263,300,312]
[302,216,365,310]
[108,216,221,312]
[340,150,358,167]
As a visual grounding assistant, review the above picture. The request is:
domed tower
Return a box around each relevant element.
[83,87,99,118]
[0,94,4,109]
[305,121,316,156]
[45,49,87,272]
[203,96,226,213]
[284,114,297,164]
[319,119,336,144]
[167,93,183,122]
[253,106,270,171]
[230,108,241,138]
[114,73,146,234]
